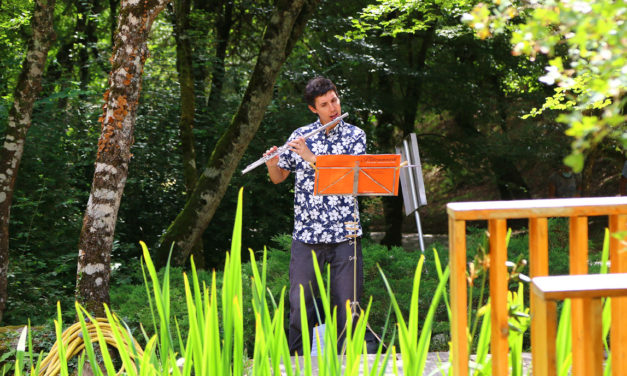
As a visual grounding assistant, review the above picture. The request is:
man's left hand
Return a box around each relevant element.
[288,137,316,164]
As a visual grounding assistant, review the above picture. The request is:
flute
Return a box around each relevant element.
[241,113,349,175]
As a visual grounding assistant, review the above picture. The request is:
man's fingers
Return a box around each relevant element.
[264,146,279,158]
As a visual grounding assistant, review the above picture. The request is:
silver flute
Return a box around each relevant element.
[241,112,349,175]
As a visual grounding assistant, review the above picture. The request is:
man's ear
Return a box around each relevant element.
[308,104,317,114]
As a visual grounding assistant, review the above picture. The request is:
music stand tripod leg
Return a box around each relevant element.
[415,210,425,252]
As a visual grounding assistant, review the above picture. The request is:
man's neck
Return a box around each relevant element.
[321,118,337,134]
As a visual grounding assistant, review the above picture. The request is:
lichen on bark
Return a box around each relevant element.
[0,0,56,323]
[75,0,171,317]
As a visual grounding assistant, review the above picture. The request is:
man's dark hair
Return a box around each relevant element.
[304,77,338,107]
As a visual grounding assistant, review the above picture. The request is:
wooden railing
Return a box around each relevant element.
[531,273,627,376]
[447,197,627,376]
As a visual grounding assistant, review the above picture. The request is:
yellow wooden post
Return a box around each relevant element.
[447,197,627,375]
[610,214,627,376]
[489,219,509,375]
[449,217,468,376]
[569,216,589,376]
[530,218,550,376]
[578,298,604,376]
[532,273,627,376]
[530,285,557,376]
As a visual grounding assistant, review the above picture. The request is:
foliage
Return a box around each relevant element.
[10,189,452,375]
[0,0,621,332]
[108,218,595,357]
[0,0,34,101]
[109,235,448,353]
[462,0,627,171]
[342,0,474,40]
[4,190,622,375]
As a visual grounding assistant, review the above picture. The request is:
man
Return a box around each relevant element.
[548,165,581,198]
[264,77,366,355]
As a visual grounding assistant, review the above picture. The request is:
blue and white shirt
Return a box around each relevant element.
[278,119,366,244]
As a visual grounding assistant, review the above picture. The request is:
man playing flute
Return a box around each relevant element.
[264,77,367,355]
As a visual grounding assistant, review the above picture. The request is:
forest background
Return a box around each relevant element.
[0,0,624,331]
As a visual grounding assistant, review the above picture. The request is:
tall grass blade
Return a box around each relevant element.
[89,314,118,376]
[103,305,141,376]
[377,262,413,371]
[54,302,69,376]
[433,250,452,320]
[310,251,341,374]
[189,257,206,338]
[474,302,491,375]
[140,240,173,370]
[556,299,572,376]
[74,304,103,376]
[416,266,451,373]
[299,285,312,376]
[14,326,27,376]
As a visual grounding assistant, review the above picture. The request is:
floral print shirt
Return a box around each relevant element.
[278,119,366,244]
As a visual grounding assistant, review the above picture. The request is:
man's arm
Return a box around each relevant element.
[264,146,290,184]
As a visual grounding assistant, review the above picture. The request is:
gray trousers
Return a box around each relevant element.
[288,238,364,356]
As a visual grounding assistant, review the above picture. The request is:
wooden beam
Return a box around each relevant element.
[449,217,468,376]
[489,219,509,375]
[610,214,627,376]
[532,273,627,300]
[569,216,589,376]
[530,217,550,376]
[447,197,627,220]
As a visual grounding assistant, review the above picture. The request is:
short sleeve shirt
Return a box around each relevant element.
[278,119,366,244]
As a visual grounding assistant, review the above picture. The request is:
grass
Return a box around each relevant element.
[5,191,617,375]
[8,188,449,375]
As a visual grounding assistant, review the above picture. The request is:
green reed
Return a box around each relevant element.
[11,187,450,375]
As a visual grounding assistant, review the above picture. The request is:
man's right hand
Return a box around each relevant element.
[265,145,290,184]
[264,146,280,168]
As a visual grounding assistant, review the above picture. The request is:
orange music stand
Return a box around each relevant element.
[312,153,402,354]
[313,154,402,196]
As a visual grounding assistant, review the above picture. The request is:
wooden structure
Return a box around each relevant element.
[531,273,627,376]
[447,197,627,376]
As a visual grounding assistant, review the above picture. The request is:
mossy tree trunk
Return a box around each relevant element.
[172,0,197,195]
[155,0,320,267]
[75,0,170,317]
[206,0,233,110]
[172,0,205,267]
[0,0,56,323]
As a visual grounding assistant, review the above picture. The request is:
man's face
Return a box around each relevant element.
[308,90,341,125]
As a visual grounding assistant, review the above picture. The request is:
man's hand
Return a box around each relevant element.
[288,137,316,164]
[264,146,280,168]
[265,145,289,184]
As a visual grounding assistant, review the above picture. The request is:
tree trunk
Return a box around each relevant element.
[155,0,320,267]
[76,0,107,89]
[172,0,198,195]
[206,0,233,110]
[75,0,170,317]
[380,29,433,248]
[0,0,56,323]
[454,111,531,201]
[172,0,205,267]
